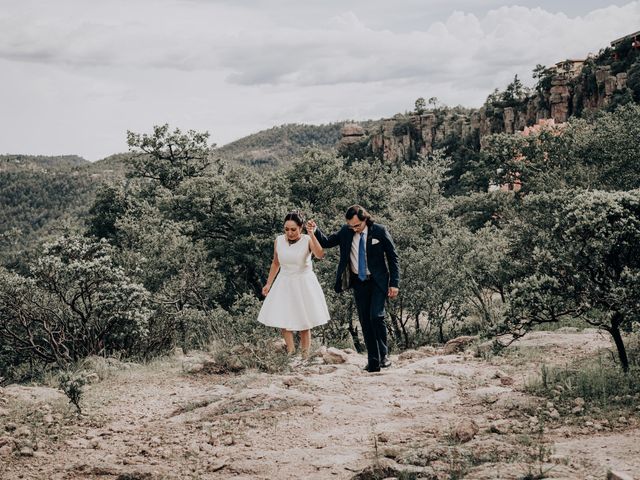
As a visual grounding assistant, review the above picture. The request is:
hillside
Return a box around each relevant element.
[0,157,100,269]
[216,122,346,168]
[0,122,352,263]
[0,154,89,171]
[0,122,348,268]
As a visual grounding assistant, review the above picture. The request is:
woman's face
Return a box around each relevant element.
[284,220,302,241]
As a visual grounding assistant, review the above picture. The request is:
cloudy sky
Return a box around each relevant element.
[1,1,639,160]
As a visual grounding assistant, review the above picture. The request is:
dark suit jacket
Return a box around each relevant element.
[315,223,400,294]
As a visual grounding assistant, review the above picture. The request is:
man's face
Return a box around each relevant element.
[347,216,366,233]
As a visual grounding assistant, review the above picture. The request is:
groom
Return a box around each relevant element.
[311,205,399,373]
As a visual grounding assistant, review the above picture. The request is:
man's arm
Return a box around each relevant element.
[381,225,400,292]
[313,225,341,249]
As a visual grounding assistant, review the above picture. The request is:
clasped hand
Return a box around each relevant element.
[305,220,317,234]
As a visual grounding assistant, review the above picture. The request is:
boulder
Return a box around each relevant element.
[453,419,479,443]
[607,471,634,480]
[269,338,288,353]
[605,76,618,96]
[616,72,628,89]
[341,123,365,137]
[443,336,477,355]
[595,66,611,84]
[173,347,185,358]
[489,420,511,435]
[313,346,328,358]
[0,436,13,447]
[183,361,204,374]
[322,347,348,364]
[418,345,437,355]
[548,408,560,419]
[503,107,516,134]
[500,376,514,386]
[399,350,420,360]
[19,447,34,457]
[14,426,31,438]
[83,372,100,384]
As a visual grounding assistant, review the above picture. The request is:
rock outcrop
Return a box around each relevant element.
[339,47,637,164]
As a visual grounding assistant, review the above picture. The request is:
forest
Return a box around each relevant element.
[1,103,639,385]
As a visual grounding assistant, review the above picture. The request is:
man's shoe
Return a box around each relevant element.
[380,357,392,368]
[362,364,381,373]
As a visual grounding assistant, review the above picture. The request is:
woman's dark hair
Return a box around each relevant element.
[284,211,305,227]
[345,204,374,226]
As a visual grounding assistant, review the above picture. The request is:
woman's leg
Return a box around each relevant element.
[281,329,295,354]
[300,329,311,358]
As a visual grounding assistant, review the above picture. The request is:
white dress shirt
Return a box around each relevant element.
[350,226,370,275]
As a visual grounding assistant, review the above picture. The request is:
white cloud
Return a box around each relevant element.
[0,0,638,159]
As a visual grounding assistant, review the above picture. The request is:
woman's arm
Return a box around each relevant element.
[262,238,280,296]
[306,222,325,259]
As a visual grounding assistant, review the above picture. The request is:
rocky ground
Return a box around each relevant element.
[1,329,638,480]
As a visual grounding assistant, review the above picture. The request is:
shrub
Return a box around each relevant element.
[527,359,640,410]
[207,295,291,374]
[0,235,150,380]
[58,369,87,413]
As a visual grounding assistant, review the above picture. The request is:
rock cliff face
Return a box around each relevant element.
[340,57,634,163]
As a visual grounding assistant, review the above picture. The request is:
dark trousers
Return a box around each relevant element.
[351,274,388,368]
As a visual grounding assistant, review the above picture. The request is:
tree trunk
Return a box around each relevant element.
[388,298,403,344]
[347,300,364,353]
[609,313,629,372]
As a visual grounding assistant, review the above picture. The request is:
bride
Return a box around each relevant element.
[257,211,330,358]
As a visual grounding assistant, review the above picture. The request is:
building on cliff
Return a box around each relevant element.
[553,59,585,77]
[611,30,640,49]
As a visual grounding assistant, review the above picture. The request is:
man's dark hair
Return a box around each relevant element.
[345,205,374,226]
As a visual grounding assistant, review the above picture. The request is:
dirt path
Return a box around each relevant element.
[1,330,638,479]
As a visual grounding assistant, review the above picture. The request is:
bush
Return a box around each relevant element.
[527,358,640,409]
[0,235,150,380]
[58,369,87,413]
[207,295,291,374]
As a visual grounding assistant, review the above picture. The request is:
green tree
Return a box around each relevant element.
[414,97,427,115]
[503,190,640,371]
[114,210,225,353]
[166,163,286,303]
[86,185,130,244]
[126,124,214,191]
[385,154,472,346]
[627,60,640,101]
[481,104,640,193]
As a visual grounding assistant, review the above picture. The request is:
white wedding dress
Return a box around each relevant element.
[257,234,330,331]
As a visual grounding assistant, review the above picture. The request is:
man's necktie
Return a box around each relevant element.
[358,233,367,281]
